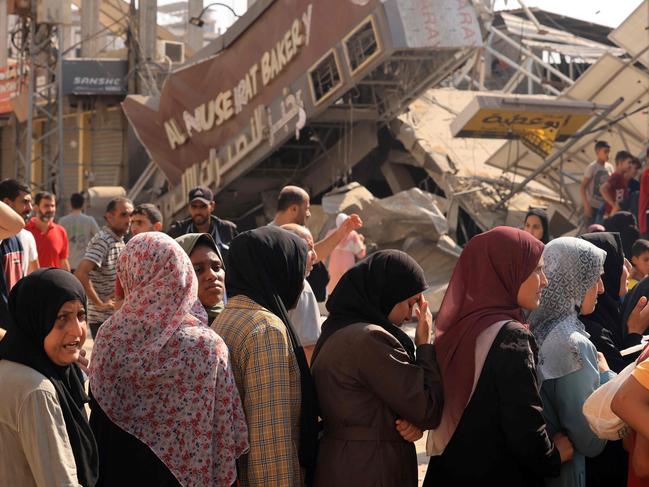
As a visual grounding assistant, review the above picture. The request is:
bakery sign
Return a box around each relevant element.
[122,0,381,196]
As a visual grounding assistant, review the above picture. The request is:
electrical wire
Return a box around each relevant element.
[61,13,129,56]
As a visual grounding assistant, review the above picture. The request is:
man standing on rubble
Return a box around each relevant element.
[580,140,613,227]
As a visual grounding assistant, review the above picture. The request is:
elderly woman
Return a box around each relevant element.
[530,237,616,487]
[89,233,248,487]
[176,233,226,324]
[0,268,98,486]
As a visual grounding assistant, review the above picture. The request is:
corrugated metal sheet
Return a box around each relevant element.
[89,109,124,187]
[62,115,82,194]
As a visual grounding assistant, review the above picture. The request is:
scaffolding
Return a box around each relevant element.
[12,6,65,197]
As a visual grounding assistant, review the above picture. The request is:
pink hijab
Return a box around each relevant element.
[89,233,248,487]
[429,227,544,454]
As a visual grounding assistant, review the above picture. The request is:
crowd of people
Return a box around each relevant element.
[1,171,649,487]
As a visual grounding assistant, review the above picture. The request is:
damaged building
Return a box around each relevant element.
[122,0,649,312]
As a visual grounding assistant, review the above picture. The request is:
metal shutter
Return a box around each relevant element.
[88,108,124,187]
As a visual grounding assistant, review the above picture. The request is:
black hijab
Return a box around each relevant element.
[0,269,98,486]
[604,211,640,259]
[622,276,649,339]
[226,226,318,479]
[579,232,625,347]
[525,209,550,244]
[314,250,428,363]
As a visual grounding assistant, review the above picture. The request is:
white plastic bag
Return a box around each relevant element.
[582,362,634,440]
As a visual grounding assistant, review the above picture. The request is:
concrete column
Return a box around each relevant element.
[80,0,101,57]
[138,0,157,63]
[187,0,203,53]
[380,162,415,194]
[0,0,7,67]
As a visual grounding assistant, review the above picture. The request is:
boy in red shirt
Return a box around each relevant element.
[601,150,633,217]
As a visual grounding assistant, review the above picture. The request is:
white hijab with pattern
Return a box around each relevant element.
[529,237,606,382]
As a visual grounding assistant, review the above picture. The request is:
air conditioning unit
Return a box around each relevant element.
[157,41,185,64]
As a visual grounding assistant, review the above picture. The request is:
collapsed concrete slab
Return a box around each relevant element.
[390,88,579,241]
[309,182,460,313]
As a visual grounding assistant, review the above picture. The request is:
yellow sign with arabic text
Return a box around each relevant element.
[455,109,592,142]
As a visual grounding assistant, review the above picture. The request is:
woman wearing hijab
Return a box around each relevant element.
[175,233,226,324]
[529,237,615,487]
[425,226,572,486]
[89,232,248,487]
[524,208,551,244]
[0,268,98,486]
[578,232,648,373]
[325,213,366,295]
[578,232,648,487]
[604,211,640,258]
[212,226,318,487]
[622,278,649,356]
[311,250,443,487]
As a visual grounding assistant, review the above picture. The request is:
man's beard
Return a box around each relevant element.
[38,212,54,222]
[192,215,208,226]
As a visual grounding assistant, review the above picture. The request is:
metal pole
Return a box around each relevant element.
[485,45,561,95]
[0,0,7,68]
[25,19,35,187]
[516,0,545,32]
[488,25,575,87]
[56,27,65,207]
[494,96,625,209]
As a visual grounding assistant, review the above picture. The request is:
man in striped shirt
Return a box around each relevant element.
[75,197,133,338]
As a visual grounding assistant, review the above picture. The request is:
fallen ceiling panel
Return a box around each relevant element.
[608,0,649,69]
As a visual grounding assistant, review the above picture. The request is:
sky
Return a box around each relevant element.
[493,0,643,28]
[157,0,247,30]
[155,0,646,33]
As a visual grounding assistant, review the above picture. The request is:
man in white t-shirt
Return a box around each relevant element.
[580,140,614,227]
[0,179,38,275]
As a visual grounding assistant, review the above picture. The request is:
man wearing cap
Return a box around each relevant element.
[167,186,237,255]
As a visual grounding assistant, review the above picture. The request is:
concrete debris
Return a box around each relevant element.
[321,184,450,244]
[310,182,461,314]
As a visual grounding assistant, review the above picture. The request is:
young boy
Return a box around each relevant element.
[624,156,643,220]
[601,150,633,217]
[581,140,613,226]
[130,203,163,236]
[630,239,649,290]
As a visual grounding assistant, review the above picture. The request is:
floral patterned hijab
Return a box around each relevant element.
[89,232,248,487]
[529,237,606,382]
